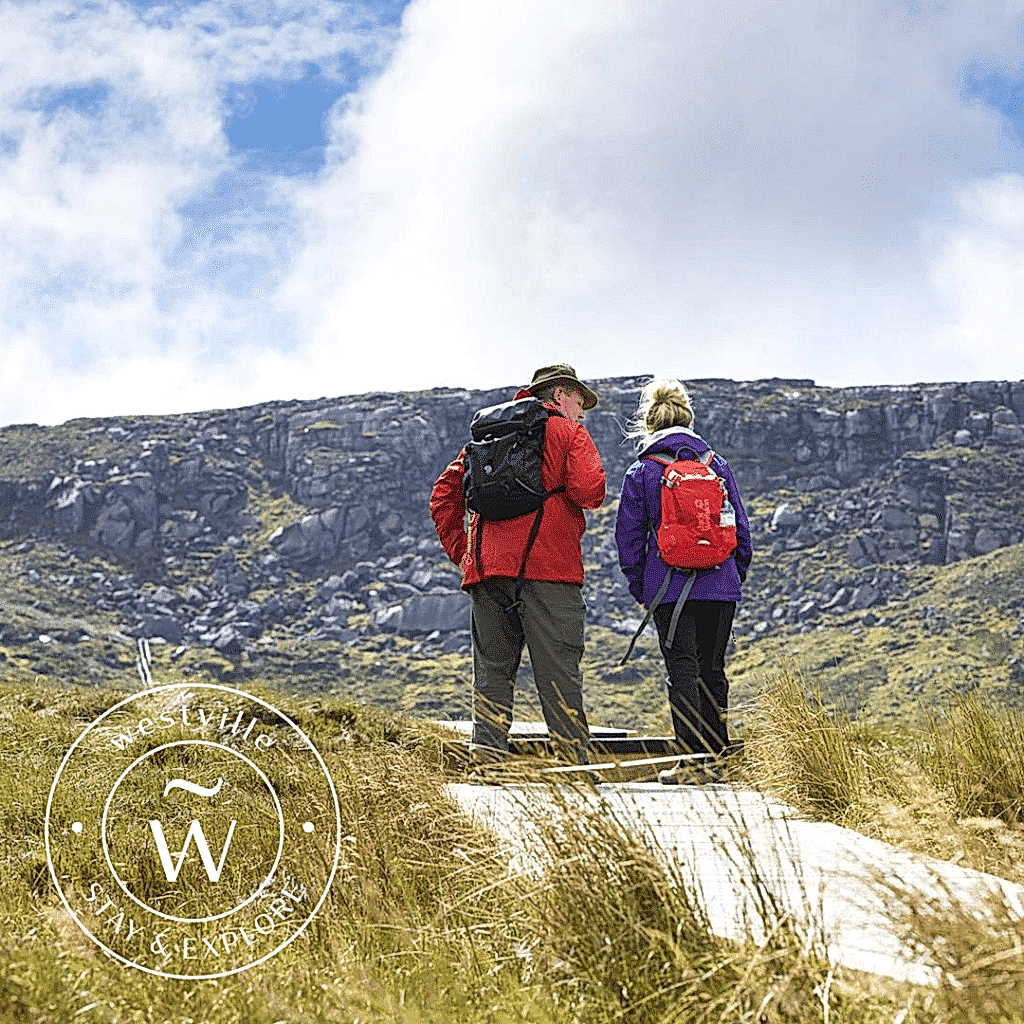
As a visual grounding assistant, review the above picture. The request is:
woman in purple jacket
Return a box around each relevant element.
[615,379,752,778]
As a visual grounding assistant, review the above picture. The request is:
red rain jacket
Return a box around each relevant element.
[430,390,606,587]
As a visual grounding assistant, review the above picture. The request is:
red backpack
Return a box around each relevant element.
[620,448,737,663]
[646,449,737,570]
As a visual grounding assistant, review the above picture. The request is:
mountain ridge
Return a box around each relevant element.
[1,375,1022,731]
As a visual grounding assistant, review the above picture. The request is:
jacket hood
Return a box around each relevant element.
[637,426,707,457]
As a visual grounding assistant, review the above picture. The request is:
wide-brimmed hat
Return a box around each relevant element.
[525,363,598,410]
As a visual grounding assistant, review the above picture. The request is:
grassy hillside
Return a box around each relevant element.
[4,531,1021,742]
[7,676,1024,1022]
[728,541,1024,727]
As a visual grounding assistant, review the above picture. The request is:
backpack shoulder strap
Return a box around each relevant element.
[474,484,567,612]
[642,453,674,467]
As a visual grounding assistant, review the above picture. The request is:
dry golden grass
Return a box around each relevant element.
[746,666,1024,884]
[6,674,1024,1022]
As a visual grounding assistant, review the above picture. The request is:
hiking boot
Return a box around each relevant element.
[657,758,724,786]
[657,760,691,785]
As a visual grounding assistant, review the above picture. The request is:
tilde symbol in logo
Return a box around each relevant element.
[149,777,236,884]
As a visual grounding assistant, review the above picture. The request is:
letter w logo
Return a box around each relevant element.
[148,819,238,883]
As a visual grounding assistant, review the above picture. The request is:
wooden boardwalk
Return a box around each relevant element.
[445,780,1024,985]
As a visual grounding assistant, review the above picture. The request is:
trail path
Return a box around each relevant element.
[446,781,1024,985]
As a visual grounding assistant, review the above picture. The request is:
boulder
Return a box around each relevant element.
[150,585,181,608]
[974,527,1005,556]
[410,568,434,589]
[373,605,405,632]
[132,614,184,644]
[298,513,327,542]
[318,575,345,601]
[375,593,471,634]
[848,585,879,611]
[880,507,916,530]
[268,524,307,558]
[319,507,342,534]
[946,529,971,563]
[53,487,85,533]
[847,534,879,568]
[133,528,157,549]
[770,503,803,531]
[118,473,158,530]
[786,525,817,549]
[212,627,244,657]
[966,411,991,438]
[343,505,372,539]
[324,595,355,617]
[101,519,135,551]
[993,423,1024,444]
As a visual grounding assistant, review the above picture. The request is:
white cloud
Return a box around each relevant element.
[929,173,1024,361]
[280,0,1024,395]
[0,0,391,424]
[2,0,1024,427]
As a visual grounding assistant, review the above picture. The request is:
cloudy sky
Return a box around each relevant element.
[2,0,1024,426]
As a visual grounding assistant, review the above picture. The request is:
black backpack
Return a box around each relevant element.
[463,397,564,605]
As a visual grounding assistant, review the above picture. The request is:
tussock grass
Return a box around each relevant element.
[1,681,538,1022]
[9,676,1024,1021]
[745,664,875,823]
[887,877,1024,1024]
[917,691,1024,825]
[746,669,1024,879]
[746,667,1024,1021]
[744,667,1024,896]
[523,791,864,1024]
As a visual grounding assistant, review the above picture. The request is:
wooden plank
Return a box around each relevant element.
[512,736,683,757]
[434,720,636,739]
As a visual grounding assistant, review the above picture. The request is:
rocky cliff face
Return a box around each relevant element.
[1,376,1022,666]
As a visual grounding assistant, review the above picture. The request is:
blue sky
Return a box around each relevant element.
[962,67,1024,143]
[226,76,350,173]
[1,0,1024,425]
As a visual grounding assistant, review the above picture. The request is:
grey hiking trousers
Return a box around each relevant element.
[468,578,590,763]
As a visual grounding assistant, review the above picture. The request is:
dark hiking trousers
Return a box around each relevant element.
[468,578,590,764]
[653,599,735,755]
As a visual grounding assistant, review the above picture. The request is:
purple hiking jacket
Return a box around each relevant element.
[614,427,752,608]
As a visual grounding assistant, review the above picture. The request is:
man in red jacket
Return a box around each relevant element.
[430,364,606,764]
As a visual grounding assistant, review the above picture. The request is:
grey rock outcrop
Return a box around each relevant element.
[2,375,1024,657]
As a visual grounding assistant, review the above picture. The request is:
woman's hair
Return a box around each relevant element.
[625,378,695,446]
